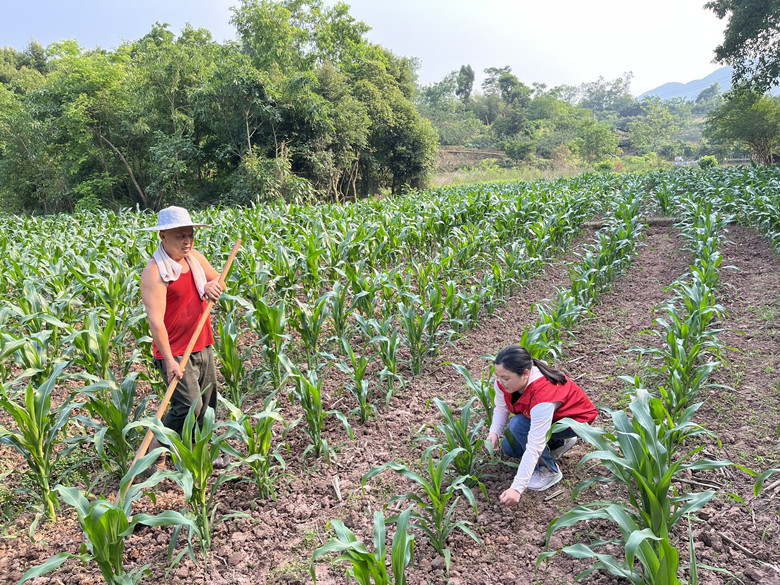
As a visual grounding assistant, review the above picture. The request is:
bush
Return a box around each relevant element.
[697,155,718,169]
[501,139,535,161]
[619,153,670,173]
[230,147,315,205]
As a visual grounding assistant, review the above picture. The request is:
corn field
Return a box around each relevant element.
[0,167,779,585]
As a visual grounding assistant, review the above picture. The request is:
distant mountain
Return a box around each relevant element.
[639,66,780,100]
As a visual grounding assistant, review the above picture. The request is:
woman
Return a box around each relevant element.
[487,345,597,507]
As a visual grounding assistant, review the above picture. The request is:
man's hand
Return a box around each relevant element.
[204,278,225,302]
[165,358,183,383]
[499,488,522,507]
[487,431,499,451]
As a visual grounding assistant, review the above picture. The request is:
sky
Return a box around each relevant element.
[2,0,728,97]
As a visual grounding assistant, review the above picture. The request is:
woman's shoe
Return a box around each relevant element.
[527,466,563,491]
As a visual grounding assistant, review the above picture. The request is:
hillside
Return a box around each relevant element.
[640,65,780,100]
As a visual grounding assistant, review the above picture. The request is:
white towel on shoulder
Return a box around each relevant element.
[152,242,207,299]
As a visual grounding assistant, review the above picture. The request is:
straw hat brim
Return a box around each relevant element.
[139,221,210,232]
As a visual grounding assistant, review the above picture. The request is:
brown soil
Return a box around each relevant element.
[2,223,780,585]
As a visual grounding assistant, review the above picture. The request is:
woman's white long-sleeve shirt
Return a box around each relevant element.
[489,366,558,494]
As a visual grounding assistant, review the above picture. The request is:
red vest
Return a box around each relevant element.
[498,375,597,424]
[152,268,214,360]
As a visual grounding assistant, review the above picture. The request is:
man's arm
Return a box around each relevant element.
[140,260,182,383]
[189,248,225,301]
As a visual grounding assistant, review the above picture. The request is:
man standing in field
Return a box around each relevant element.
[139,206,229,467]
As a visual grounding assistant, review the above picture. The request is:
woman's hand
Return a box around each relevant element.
[487,432,499,451]
[499,488,521,507]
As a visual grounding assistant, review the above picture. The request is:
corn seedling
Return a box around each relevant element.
[17,451,193,585]
[326,281,353,342]
[290,366,354,462]
[246,296,290,389]
[398,300,434,376]
[299,229,328,295]
[424,285,449,345]
[77,372,153,479]
[341,260,380,318]
[363,448,482,573]
[127,404,244,572]
[4,330,68,388]
[311,506,415,585]
[441,280,465,330]
[640,313,724,422]
[368,316,403,403]
[291,294,329,367]
[519,320,562,363]
[539,503,684,584]
[543,389,735,584]
[220,394,286,499]
[215,309,254,405]
[269,245,301,298]
[418,397,492,484]
[0,362,82,523]
[451,361,495,422]
[336,337,376,423]
[0,332,27,387]
[65,311,118,381]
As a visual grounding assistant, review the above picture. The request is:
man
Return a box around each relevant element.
[139,205,228,467]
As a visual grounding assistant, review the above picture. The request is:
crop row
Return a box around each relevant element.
[541,175,779,585]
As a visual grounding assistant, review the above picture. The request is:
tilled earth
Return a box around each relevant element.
[1,222,779,585]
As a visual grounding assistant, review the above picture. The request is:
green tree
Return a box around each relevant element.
[352,54,437,193]
[127,24,223,208]
[230,0,370,74]
[693,82,723,115]
[0,0,437,212]
[627,97,679,153]
[706,0,780,92]
[0,42,47,94]
[0,40,132,212]
[497,71,531,107]
[480,67,532,143]
[0,85,61,211]
[456,64,474,103]
[704,90,780,164]
[575,118,619,161]
[230,0,436,198]
[578,73,636,115]
[417,72,484,146]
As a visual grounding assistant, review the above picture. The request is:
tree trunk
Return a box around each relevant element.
[99,133,149,208]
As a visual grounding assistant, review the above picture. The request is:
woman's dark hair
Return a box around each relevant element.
[494,345,567,385]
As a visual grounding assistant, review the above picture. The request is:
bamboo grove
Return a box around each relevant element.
[0,166,779,583]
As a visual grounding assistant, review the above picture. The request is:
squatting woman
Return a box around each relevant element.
[486,345,597,507]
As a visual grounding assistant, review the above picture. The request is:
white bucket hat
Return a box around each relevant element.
[139,206,210,231]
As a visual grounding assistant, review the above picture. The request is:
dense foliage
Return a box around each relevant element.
[0,0,438,213]
[416,68,727,169]
[704,89,780,164]
[2,0,778,215]
[706,0,780,92]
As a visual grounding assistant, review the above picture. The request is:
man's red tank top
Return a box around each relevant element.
[152,267,214,360]
[498,375,597,424]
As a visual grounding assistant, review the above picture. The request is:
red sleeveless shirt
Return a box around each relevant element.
[152,267,214,360]
[498,375,597,424]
